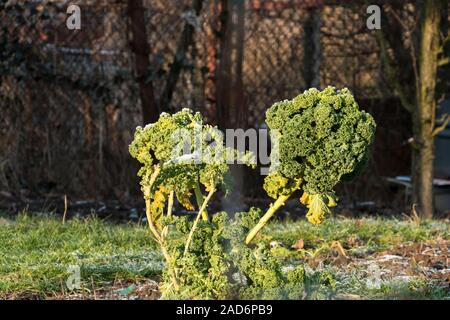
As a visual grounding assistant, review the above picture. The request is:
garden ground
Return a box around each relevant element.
[0,212,448,300]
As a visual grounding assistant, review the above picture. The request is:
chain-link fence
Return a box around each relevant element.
[1,0,444,213]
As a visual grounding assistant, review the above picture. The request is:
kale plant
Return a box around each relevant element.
[129,108,257,298]
[246,87,376,243]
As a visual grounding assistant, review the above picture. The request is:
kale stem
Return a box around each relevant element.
[161,190,174,239]
[160,241,179,291]
[145,192,179,291]
[145,198,162,243]
[184,186,216,255]
[194,182,209,220]
[167,190,174,217]
[143,165,162,241]
[245,192,292,244]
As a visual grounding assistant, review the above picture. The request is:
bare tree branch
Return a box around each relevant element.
[375,29,414,112]
[432,114,450,137]
[438,57,450,67]
[387,5,420,100]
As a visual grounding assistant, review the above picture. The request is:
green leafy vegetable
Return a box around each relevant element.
[129,108,256,299]
[247,87,376,243]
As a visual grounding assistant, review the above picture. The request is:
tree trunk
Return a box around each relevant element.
[204,1,220,123]
[412,0,443,218]
[412,115,435,219]
[216,0,246,213]
[303,7,321,88]
[127,0,158,124]
[159,0,204,113]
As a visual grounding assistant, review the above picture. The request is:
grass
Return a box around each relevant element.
[265,217,449,258]
[0,212,448,299]
[0,213,161,298]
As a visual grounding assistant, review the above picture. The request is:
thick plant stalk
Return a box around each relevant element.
[145,193,179,291]
[143,165,162,240]
[145,198,162,242]
[142,166,179,290]
[194,182,209,221]
[160,243,179,291]
[162,190,174,239]
[245,193,292,244]
[167,190,174,217]
[184,187,216,255]
[145,197,179,289]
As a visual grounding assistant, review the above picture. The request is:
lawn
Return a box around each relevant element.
[0,212,448,299]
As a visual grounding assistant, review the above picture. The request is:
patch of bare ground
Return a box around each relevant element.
[330,239,449,286]
[5,279,161,300]
[53,279,161,300]
[375,239,449,284]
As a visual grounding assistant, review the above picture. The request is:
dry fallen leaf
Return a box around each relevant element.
[291,239,305,250]
[332,241,348,258]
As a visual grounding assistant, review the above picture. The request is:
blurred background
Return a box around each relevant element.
[0,0,449,219]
